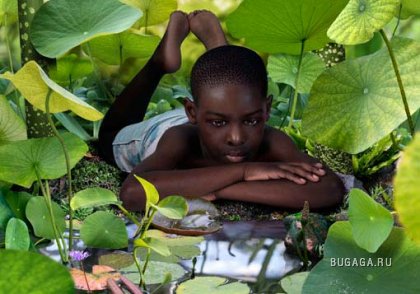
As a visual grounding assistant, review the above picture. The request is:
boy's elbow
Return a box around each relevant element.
[119,182,146,212]
[323,173,345,208]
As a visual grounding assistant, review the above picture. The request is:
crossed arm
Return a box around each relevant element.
[119,126,345,211]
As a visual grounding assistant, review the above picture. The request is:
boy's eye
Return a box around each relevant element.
[244,118,259,126]
[211,120,227,127]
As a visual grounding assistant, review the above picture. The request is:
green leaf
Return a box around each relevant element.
[328,0,400,45]
[121,261,185,285]
[394,134,420,245]
[399,0,420,18]
[80,211,128,249]
[120,0,177,27]
[30,0,142,58]
[348,189,393,253]
[26,196,66,240]
[302,222,420,294]
[0,189,13,230]
[71,187,119,210]
[4,191,31,221]
[267,53,325,93]
[88,29,160,65]
[0,95,26,145]
[5,218,30,250]
[145,229,203,246]
[0,0,18,24]
[134,237,171,256]
[302,37,420,153]
[1,61,103,121]
[49,54,94,86]
[226,0,348,54]
[54,113,93,141]
[154,196,188,220]
[281,272,309,294]
[0,250,74,293]
[0,132,88,188]
[178,276,249,294]
[133,175,159,212]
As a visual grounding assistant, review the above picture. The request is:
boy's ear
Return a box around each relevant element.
[265,95,273,121]
[183,97,198,124]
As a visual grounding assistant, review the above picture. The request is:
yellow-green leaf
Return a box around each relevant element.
[0,95,27,145]
[133,175,159,212]
[121,0,177,27]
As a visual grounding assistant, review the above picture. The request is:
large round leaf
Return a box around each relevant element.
[121,0,177,27]
[121,261,185,284]
[0,95,26,145]
[5,218,30,250]
[88,30,160,65]
[302,37,420,153]
[0,250,74,293]
[302,221,420,293]
[80,211,128,249]
[348,189,393,253]
[280,272,309,294]
[71,187,119,211]
[267,53,325,93]
[30,0,142,58]
[26,196,66,240]
[394,134,420,245]
[1,61,103,121]
[0,132,88,188]
[226,0,348,54]
[328,0,400,45]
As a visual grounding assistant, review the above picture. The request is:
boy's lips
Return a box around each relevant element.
[225,151,247,163]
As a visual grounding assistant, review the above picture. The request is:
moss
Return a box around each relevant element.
[312,143,354,174]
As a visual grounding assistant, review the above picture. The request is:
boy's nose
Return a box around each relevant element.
[226,125,245,146]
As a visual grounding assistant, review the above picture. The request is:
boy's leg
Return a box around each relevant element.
[188,10,228,50]
[99,11,189,164]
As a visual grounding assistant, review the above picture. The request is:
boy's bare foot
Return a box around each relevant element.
[152,11,189,73]
[188,10,228,50]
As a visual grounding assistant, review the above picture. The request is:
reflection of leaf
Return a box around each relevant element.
[302,37,420,153]
[0,95,26,145]
[121,261,185,285]
[394,135,420,245]
[1,61,103,121]
[302,222,420,293]
[328,0,400,45]
[30,0,141,58]
[348,189,393,253]
[226,0,348,54]
[121,0,177,27]
[71,265,120,291]
[71,188,119,210]
[178,276,249,294]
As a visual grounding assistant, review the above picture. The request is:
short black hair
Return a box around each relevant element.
[190,45,267,103]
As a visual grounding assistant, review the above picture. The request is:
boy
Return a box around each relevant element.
[99,11,344,211]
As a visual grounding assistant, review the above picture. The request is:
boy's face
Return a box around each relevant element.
[185,84,271,164]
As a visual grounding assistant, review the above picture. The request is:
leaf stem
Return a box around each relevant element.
[117,204,141,227]
[379,29,414,136]
[133,247,146,289]
[288,40,305,127]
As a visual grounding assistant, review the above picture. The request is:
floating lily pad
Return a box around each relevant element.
[30,0,142,58]
[226,0,348,54]
[177,276,249,294]
[99,252,134,269]
[0,95,26,145]
[71,265,120,291]
[5,217,30,250]
[0,132,88,188]
[394,135,420,245]
[80,211,128,249]
[49,54,94,86]
[121,261,185,285]
[71,187,119,211]
[267,53,325,93]
[88,30,160,65]
[0,0,18,24]
[121,0,177,27]
[302,37,420,154]
[26,196,66,240]
[302,221,420,293]
[348,189,393,253]
[152,198,221,236]
[280,272,309,294]
[0,250,74,293]
[328,0,400,45]
[1,61,103,121]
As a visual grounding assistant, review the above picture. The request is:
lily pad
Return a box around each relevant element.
[394,134,420,245]
[88,30,160,65]
[348,189,393,253]
[152,198,221,236]
[281,272,309,294]
[267,53,325,93]
[0,95,26,145]
[30,0,142,58]
[0,0,18,24]
[145,229,203,247]
[302,37,420,153]
[26,196,66,240]
[80,211,128,249]
[177,276,249,294]
[226,0,348,54]
[121,0,177,27]
[1,61,103,121]
[70,265,121,291]
[49,54,94,86]
[302,221,420,294]
[328,0,400,45]
[5,218,30,250]
[121,261,185,285]
[0,250,74,293]
[71,187,119,211]
[99,252,134,270]
[0,132,88,188]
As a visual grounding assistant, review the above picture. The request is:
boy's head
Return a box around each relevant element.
[185,45,271,164]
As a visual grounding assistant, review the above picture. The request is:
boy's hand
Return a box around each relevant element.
[243,162,325,184]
